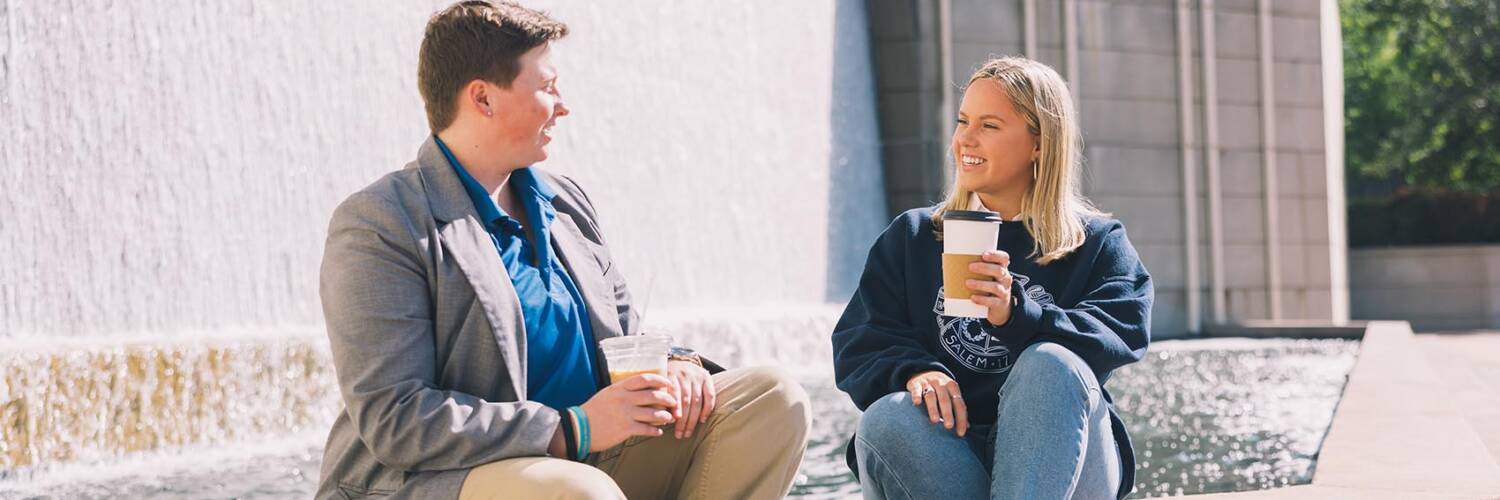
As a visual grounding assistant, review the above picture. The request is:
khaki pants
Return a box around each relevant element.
[459,366,811,500]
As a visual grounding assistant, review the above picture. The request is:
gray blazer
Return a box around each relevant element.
[315,137,639,499]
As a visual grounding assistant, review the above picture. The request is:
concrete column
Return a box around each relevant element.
[1201,0,1227,324]
[1259,0,1283,320]
[1177,0,1203,334]
[1023,0,1038,57]
[1321,0,1350,322]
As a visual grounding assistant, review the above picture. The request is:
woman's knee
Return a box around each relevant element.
[1010,342,1093,385]
[858,392,929,446]
[1003,343,1099,408]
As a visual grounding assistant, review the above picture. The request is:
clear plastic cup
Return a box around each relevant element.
[599,335,672,385]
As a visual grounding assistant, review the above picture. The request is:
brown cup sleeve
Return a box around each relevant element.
[942,253,989,300]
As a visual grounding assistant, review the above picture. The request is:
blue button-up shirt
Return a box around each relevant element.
[435,136,598,410]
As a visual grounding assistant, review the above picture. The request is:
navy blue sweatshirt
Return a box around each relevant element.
[832,207,1152,499]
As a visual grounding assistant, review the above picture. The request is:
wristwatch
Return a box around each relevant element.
[668,346,703,367]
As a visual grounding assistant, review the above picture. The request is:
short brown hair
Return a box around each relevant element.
[417,1,568,132]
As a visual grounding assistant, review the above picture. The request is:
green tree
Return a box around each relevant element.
[1342,0,1500,193]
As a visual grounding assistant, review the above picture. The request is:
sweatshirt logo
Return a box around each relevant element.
[932,272,1053,374]
[1012,273,1056,307]
[933,287,1012,373]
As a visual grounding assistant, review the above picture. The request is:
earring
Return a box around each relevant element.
[1032,160,1038,179]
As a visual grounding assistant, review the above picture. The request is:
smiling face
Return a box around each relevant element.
[934,57,1097,266]
[952,79,1039,202]
[484,43,569,167]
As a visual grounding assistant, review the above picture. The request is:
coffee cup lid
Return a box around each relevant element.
[944,210,1003,223]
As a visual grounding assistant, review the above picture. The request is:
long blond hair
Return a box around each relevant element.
[932,56,1106,265]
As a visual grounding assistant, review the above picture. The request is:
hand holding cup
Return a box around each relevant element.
[578,373,678,451]
[964,250,1015,327]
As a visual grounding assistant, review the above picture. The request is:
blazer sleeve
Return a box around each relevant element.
[320,192,560,472]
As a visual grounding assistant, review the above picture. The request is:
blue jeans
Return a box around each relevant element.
[854,343,1121,500]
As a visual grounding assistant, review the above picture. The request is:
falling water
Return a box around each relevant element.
[0,332,339,479]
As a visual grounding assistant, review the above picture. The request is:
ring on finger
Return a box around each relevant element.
[921,387,934,396]
[951,393,963,400]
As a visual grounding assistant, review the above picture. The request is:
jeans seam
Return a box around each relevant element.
[855,434,916,500]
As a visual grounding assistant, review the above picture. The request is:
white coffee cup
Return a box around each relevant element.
[942,210,1003,318]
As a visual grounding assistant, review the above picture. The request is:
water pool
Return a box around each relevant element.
[0,338,1357,498]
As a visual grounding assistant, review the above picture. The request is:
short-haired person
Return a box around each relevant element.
[832,57,1153,499]
[316,2,810,498]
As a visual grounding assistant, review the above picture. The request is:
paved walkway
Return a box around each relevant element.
[1192,323,1500,499]
[1417,330,1500,469]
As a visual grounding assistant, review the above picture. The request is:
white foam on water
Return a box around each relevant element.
[0,428,327,495]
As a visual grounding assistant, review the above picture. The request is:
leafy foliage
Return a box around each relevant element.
[1342,0,1500,193]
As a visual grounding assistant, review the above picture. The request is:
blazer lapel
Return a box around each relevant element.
[438,219,527,397]
[416,137,527,398]
[551,211,624,344]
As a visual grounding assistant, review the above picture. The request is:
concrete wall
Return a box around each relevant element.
[871,0,1346,338]
[866,1,951,216]
[1082,0,1338,336]
[1350,246,1500,331]
[0,1,887,339]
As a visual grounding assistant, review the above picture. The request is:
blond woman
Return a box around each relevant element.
[832,57,1152,499]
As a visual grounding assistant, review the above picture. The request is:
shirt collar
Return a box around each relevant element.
[433,135,558,228]
[510,164,558,205]
[969,193,1024,221]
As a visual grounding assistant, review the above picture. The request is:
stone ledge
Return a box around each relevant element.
[1203,321,1367,339]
